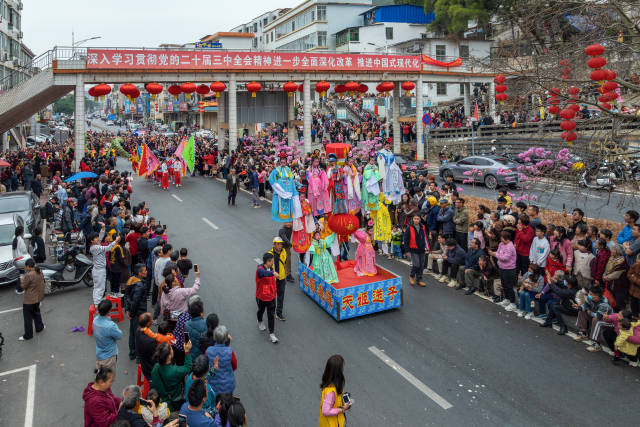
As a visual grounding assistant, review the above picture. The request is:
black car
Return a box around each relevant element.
[394,154,430,180]
[0,191,41,234]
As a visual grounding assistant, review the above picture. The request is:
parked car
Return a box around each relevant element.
[196,129,214,139]
[0,214,31,286]
[0,192,41,234]
[439,155,520,189]
[106,120,114,126]
[394,154,430,180]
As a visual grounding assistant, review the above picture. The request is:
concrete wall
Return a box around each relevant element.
[336,23,425,53]
[218,37,253,50]
[325,4,371,50]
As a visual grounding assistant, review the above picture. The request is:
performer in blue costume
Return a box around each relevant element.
[377,142,404,205]
[268,152,299,222]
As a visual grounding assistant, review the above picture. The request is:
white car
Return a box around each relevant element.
[196,130,214,139]
[106,121,114,126]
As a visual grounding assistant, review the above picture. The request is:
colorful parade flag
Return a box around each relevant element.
[137,144,148,178]
[180,135,195,174]
[175,136,187,158]
[472,102,479,121]
[145,144,161,175]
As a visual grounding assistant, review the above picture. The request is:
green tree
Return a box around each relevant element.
[53,95,74,115]
[425,0,498,35]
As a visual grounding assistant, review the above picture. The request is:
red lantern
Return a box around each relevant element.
[495,93,508,104]
[585,44,605,56]
[283,82,298,97]
[88,86,97,101]
[560,109,575,120]
[561,131,568,140]
[568,104,581,112]
[196,84,210,96]
[328,213,359,237]
[344,81,359,96]
[246,81,262,98]
[315,81,330,97]
[559,59,570,66]
[168,84,182,99]
[587,57,607,69]
[377,82,395,96]
[590,69,607,83]
[550,88,562,96]
[560,120,576,131]
[494,74,506,84]
[209,81,226,98]
[357,83,368,95]
[335,84,346,95]
[548,105,560,115]
[95,83,111,100]
[401,81,415,96]
[549,97,561,105]
[599,102,612,110]
[604,70,617,81]
[598,93,617,103]
[495,84,507,93]
[565,131,577,142]
[602,81,618,92]
[567,86,580,96]
[298,83,303,93]
[120,83,136,96]
[181,82,196,99]
[145,82,163,99]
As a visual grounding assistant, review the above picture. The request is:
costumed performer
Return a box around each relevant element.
[292,186,314,263]
[377,141,404,205]
[373,187,392,257]
[353,221,377,277]
[344,154,361,215]
[160,160,170,190]
[309,231,338,284]
[307,156,330,217]
[172,156,182,187]
[327,154,348,215]
[268,152,299,222]
[361,152,381,214]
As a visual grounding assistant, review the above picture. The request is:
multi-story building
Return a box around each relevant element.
[0,0,35,149]
[334,4,434,53]
[229,9,287,50]
[197,32,255,50]
[263,0,373,52]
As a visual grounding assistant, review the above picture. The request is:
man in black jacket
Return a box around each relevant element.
[135,312,157,381]
[125,264,148,360]
[403,214,429,287]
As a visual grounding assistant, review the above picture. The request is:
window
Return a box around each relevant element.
[291,21,295,31]
[436,45,446,60]
[317,5,326,21]
[349,28,359,42]
[474,158,492,166]
[263,18,268,26]
[436,83,447,96]
[275,7,318,39]
[459,45,469,59]
[317,31,327,47]
[311,10,315,21]
[460,84,465,95]
[385,27,393,40]
[253,23,258,32]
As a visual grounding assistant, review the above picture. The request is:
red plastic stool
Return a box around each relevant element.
[136,364,150,398]
[105,295,124,322]
[87,305,97,336]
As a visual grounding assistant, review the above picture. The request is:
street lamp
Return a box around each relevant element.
[367,42,388,54]
[72,35,101,47]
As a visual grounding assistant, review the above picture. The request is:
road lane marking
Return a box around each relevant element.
[172,194,183,202]
[253,258,262,264]
[0,364,37,427]
[368,346,453,410]
[0,307,21,315]
[201,217,219,230]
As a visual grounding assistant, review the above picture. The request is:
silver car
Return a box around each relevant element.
[0,191,41,234]
[439,155,520,190]
[0,214,32,286]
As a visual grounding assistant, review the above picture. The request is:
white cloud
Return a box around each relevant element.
[23,0,301,56]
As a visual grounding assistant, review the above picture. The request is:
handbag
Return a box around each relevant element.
[156,366,186,411]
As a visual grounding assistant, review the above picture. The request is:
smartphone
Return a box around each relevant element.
[179,414,187,427]
[184,332,190,343]
[342,392,351,405]
[194,264,199,273]
[140,399,152,408]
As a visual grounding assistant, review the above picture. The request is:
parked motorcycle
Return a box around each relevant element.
[38,247,93,294]
[579,164,616,191]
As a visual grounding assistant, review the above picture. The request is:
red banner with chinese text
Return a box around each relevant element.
[86,49,421,72]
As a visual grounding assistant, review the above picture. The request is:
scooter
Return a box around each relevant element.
[38,247,93,295]
[579,165,616,191]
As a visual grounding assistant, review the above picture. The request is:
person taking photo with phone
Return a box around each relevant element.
[319,354,351,427]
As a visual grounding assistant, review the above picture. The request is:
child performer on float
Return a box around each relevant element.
[309,231,338,284]
[353,221,377,277]
[292,186,314,264]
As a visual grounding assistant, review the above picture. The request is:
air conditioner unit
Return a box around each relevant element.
[12,58,19,67]
[17,2,23,11]
[17,31,23,39]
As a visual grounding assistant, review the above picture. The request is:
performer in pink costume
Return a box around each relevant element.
[353,222,377,277]
[306,157,330,217]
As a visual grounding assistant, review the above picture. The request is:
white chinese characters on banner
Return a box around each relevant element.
[86,49,421,72]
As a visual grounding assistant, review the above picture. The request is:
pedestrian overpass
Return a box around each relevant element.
[0,46,495,166]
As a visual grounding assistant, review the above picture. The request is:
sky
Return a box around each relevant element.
[22,0,302,56]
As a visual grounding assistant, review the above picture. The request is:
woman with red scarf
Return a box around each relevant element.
[403,213,430,287]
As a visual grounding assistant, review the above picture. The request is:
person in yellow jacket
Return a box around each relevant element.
[319,354,351,427]
[268,237,288,321]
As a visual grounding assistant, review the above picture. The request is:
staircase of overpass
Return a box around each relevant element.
[0,49,77,134]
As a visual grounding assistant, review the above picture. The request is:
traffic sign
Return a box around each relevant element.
[422,113,431,125]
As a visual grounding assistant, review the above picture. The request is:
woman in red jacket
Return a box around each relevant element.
[515,215,534,277]
[591,238,611,287]
[82,367,120,427]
